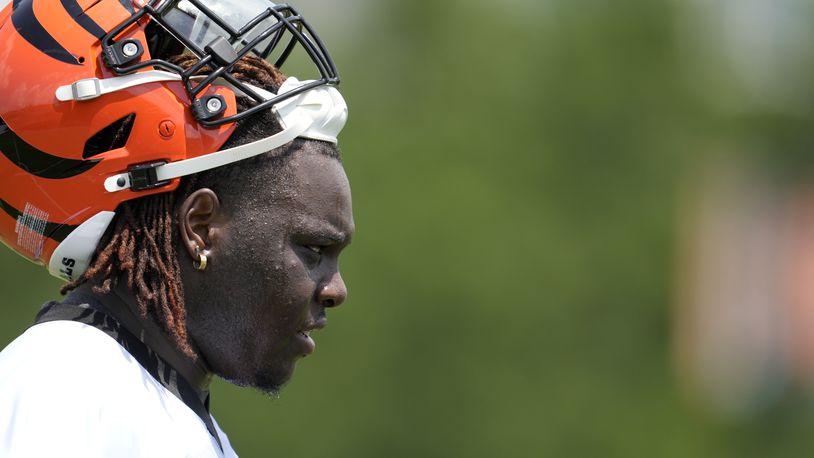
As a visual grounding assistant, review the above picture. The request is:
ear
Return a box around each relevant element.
[178,188,226,266]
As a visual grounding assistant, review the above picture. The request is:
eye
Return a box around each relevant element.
[305,245,323,254]
[300,244,325,265]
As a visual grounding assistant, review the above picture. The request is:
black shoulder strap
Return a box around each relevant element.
[33,302,223,452]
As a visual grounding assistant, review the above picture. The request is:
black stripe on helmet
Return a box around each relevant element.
[118,0,134,14]
[0,198,78,242]
[0,124,100,179]
[61,0,106,39]
[12,0,81,65]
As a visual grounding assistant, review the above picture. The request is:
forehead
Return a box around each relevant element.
[258,151,354,237]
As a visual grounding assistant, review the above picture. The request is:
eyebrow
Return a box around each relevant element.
[298,222,353,245]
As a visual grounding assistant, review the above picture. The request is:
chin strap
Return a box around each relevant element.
[82,75,348,193]
[55,72,347,193]
[102,109,313,192]
[55,70,183,102]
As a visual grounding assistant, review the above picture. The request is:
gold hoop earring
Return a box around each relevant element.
[193,244,207,271]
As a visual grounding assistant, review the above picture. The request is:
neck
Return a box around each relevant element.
[70,280,212,396]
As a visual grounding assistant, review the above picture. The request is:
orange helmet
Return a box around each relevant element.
[0,0,347,281]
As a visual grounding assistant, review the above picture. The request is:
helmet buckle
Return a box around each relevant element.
[128,161,170,191]
[71,78,102,101]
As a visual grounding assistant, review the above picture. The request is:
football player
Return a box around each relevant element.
[0,0,353,456]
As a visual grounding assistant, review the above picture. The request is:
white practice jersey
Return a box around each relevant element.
[0,320,238,458]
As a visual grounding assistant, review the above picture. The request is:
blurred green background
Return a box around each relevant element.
[4,0,814,456]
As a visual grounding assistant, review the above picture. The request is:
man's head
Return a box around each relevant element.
[62,56,354,393]
[179,140,353,393]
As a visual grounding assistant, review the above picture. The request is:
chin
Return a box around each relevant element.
[221,371,287,397]
[244,362,296,395]
[254,371,290,396]
[216,355,298,395]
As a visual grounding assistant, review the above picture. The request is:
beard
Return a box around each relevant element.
[219,365,291,398]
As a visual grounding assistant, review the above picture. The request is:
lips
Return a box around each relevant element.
[296,330,316,355]
[296,318,327,356]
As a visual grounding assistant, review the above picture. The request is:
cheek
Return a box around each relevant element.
[231,247,313,320]
[217,220,315,318]
[269,251,317,309]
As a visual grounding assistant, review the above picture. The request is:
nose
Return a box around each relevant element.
[318,271,347,308]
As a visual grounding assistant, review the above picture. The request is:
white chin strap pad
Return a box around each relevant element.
[275,77,348,143]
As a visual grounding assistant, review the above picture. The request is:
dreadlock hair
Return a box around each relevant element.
[59,55,335,358]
